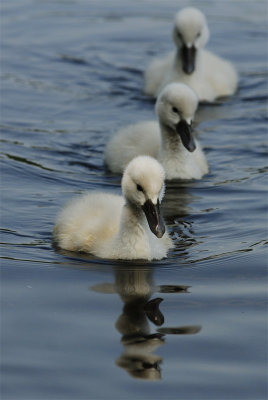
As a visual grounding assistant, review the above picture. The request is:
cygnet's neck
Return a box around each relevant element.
[114,201,151,258]
[159,122,187,162]
[120,202,145,232]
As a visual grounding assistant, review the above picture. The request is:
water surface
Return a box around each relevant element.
[1,1,268,399]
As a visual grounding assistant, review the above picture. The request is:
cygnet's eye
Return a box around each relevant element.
[177,31,183,40]
[196,32,201,38]
[172,106,179,114]
[137,184,144,192]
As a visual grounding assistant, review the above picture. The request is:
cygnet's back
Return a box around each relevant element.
[53,192,124,253]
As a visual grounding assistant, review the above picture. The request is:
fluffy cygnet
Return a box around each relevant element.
[144,7,238,101]
[53,156,172,260]
[105,83,208,180]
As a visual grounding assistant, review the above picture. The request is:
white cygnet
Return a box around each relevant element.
[144,7,238,101]
[53,156,172,260]
[105,83,208,180]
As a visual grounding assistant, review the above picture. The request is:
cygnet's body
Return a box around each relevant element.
[144,7,238,101]
[105,83,208,180]
[53,156,172,260]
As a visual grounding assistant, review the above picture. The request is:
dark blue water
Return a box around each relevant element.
[1,1,268,399]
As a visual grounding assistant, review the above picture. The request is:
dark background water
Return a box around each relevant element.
[1,0,268,399]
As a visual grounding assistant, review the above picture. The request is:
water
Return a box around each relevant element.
[1,0,267,399]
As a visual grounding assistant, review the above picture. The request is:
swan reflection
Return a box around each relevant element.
[91,267,201,380]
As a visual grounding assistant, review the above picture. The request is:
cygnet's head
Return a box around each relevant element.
[155,83,198,152]
[122,156,166,238]
[172,7,209,74]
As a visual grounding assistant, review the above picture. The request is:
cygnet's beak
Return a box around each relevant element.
[181,45,196,74]
[176,120,196,152]
[142,199,165,238]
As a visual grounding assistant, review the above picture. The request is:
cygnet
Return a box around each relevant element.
[144,7,238,101]
[53,156,172,260]
[105,83,208,180]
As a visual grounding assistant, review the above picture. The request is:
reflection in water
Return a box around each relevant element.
[91,267,201,380]
[163,184,199,260]
[163,184,194,220]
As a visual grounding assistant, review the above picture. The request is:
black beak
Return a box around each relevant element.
[176,120,196,152]
[181,45,196,74]
[142,199,165,238]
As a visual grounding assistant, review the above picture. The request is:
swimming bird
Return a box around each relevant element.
[53,156,172,260]
[105,83,208,180]
[144,7,238,101]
